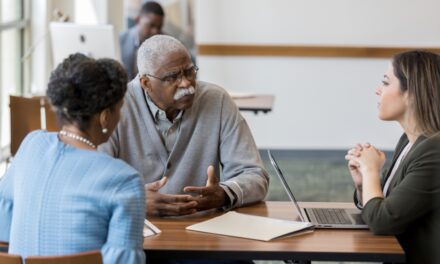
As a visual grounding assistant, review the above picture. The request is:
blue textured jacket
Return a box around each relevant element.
[0,131,145,263]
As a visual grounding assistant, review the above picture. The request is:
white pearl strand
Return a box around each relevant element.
[59,130,97,149]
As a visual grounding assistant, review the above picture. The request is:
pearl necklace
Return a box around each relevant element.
[59,130,97,149]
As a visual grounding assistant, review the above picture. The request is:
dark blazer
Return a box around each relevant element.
[119,26,139,80]
[356,134,440,264]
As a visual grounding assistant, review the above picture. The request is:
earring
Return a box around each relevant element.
[102,128,108,134]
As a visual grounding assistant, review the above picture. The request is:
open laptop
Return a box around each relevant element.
[267,150,368,229]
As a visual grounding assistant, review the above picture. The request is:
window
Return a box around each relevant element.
[0,0,27,159]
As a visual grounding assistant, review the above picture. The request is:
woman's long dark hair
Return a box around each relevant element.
[392,50,440,136]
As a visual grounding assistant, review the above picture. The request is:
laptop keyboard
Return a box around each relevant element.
[309,208,352,225]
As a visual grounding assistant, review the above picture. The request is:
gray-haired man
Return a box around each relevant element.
[99,35,269,217]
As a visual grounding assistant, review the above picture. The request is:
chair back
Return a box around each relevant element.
[25,250,102,264]
[9,96,42,156]
[0,252,22,264]
[9,96,59,156]
[0,241,9,253]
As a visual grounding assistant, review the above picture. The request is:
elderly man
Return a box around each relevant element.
[119,1,164,80]
[99,35,269,217]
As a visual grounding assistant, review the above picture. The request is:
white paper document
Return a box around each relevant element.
[143,219,161,237]
[186,211,314,241]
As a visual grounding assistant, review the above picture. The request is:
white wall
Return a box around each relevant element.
[194,0,440,150]
[195,0,440,46]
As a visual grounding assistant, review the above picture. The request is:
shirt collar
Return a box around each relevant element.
[144,90,183,123]
[133,26,140,47]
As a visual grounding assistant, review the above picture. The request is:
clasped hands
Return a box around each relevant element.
[145,165,227,217]
[345,143,386,189]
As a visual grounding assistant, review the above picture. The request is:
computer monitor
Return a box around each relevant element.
[50,22,121,67]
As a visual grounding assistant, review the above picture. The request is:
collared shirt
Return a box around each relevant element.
[143,90,237,208]
[100,80,269,210]
[133,26,140,47]
[144,90,182,154]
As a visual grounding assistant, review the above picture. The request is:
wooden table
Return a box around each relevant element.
[144,201,405,262]
[233,95,275,114]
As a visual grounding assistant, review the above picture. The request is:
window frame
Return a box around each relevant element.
[0,0,29,161]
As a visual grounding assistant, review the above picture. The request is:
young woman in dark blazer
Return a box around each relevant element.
[345,50,440,264]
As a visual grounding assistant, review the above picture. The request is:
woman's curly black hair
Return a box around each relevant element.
[47,53,127,130]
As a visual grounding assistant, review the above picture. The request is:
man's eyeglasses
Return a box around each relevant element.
[146,65,199,84]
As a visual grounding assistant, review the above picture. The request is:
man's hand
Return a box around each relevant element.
[145,176,198,217]
[183,166,227,211]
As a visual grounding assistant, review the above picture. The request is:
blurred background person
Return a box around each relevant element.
[120,1,165,80]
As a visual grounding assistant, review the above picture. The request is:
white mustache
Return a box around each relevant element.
[173,86,195,100]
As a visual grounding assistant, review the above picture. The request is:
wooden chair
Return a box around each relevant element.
[8,96,58,157]
[9,96,43,157]
[0,252,22,264]
[25,250,102,264]
[0,241,9,253]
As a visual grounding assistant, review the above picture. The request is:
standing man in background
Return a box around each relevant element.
[120,1,164,80]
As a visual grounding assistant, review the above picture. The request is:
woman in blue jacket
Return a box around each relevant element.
[0,53,146,263]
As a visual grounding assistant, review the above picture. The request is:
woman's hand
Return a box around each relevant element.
[348,143,385,204]
[345,144,365,190]
[355,144,386,175]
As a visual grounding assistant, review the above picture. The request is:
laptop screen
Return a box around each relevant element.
[267,150,306,222]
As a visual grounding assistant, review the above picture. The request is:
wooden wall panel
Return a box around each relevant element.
[197,44,440,58]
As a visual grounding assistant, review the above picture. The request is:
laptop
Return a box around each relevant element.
[267,150,368,229]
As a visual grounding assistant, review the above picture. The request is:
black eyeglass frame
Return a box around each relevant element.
[146,65,199,84]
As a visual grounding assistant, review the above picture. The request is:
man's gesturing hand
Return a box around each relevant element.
[183,166,227,211]
[145,176,198,217]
